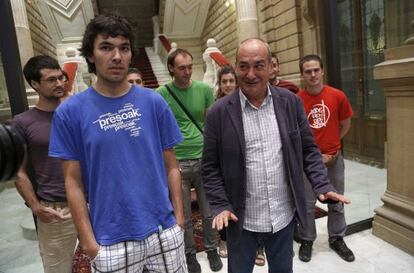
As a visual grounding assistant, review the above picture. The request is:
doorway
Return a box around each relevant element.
[336,0,387,167]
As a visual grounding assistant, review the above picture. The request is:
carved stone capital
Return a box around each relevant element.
[302,0,315,27]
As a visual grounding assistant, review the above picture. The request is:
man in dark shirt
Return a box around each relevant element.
[269,54,299,94]
[12,55,77,273]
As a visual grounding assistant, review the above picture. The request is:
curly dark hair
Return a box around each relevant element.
[23,55,61,89]
[80,13,135,74]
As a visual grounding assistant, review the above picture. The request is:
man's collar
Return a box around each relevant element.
[239,85,272,109]
[171,79,193,90]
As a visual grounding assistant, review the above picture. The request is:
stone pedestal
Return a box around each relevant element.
[373,44,414,255]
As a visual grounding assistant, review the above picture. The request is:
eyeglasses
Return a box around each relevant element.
[303,68,321,75]
[40,75,67,84]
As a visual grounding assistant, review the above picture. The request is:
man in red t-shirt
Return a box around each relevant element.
[269,54,299,94]
[297,54,355,263]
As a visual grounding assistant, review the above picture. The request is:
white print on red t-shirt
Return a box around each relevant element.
[307,99,330,129]
[93,102,142,137]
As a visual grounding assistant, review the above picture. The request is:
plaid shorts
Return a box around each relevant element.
[92,224,187,273]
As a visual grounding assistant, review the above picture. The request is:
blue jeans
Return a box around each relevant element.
[227,220,295,273]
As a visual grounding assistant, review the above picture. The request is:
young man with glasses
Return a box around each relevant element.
[297,54,355,263]
[11,55,77,273]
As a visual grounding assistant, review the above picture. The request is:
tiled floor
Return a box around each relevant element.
[196,216,414,273]
[0,187,43,273]
[1,186,413,273]
[343,159,387,225]
[0,158,412,273]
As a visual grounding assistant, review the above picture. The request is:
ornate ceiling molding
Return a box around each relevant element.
[44,0,82,19]
[37,0,94,44]
[163,0,211,39]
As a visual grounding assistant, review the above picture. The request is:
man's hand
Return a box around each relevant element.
[212,210,238,231]
[322,151,339,166]
[82,241,100,260]
[32,204,64,223]
[322,154,334,164]
[318,192,351,204]
[176,214,185,230]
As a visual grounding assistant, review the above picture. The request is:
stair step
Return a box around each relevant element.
[144,47,171,86]
[131,48,160,88]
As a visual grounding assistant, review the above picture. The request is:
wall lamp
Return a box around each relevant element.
[225,0,235,7]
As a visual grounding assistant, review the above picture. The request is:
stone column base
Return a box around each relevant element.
[372,191,414,255]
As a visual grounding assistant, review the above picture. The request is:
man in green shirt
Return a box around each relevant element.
[158,48,222,273]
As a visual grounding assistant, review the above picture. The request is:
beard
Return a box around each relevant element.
[43,88,64,100]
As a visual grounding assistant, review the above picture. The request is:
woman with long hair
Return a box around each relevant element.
[216,65,237,100]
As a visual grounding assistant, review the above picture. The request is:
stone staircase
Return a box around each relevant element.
[0,89,38,119]
[26,88,38,107]
[144,47,171,87]
[133,48,160,89]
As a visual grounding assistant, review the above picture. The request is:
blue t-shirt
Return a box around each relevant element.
[49,86,182,245]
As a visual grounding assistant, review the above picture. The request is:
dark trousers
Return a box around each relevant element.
[297,154,346,241]
[227,219,295,273]
[219,228,226,241]
[180,159,217,254]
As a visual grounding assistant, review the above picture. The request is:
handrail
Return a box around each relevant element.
[158,34,172,52]
[209,52,231,67]
[62,62,78,93]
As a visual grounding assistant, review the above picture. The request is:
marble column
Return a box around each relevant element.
[235,0,259,43]
[10,0,34,69]
[372,20,414,255]
[152,16,160,54]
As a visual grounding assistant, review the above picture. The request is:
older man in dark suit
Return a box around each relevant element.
[201,38,350,273]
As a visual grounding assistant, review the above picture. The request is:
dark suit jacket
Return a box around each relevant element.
[201,85,336,243]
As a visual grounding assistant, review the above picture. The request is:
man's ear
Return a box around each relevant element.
[87,55,95,64]
[30,80,40,91]
[168,64,173,73]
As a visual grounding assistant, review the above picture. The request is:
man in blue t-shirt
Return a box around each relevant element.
[49,14,187,273]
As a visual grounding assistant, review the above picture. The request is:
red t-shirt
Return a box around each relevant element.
[298,85,353,155]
